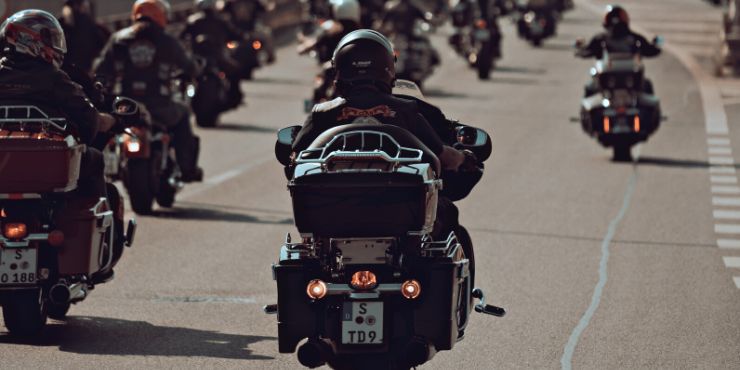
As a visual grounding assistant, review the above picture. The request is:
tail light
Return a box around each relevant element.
[252,40,262,50]
[306,279,328,300]
[126,138,141,153]
[3,223,28,240]
[603,116,611,133]
[227,41,238,50]
[475,19,487,29]
[350,271,377,290]
[633,116,640,132]
[401,280,421,299]
[47,230,65,247]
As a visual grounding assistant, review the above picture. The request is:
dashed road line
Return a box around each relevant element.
[709,137,731,146]
[713,210,740,219]
[709,156,735,165]
[715,224,740,234]
[722,256,740,268]
[734,277,740,289]
[713,196,740,207]
[710,166,736,174]
[710,175,738,184]
[711,185,740,194]
[718,239,740,249]
[709,147,733,155]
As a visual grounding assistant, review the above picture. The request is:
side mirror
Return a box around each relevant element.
[653,35,664,47]
[112,97,139,116]
[275,125,301,166]
[455,126,492,162]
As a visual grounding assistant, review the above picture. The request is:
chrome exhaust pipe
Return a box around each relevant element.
[297,340,332,369]
[49,281,86,305]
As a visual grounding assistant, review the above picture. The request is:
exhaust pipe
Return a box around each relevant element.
[297,340,332,369]
[49,281,86,305]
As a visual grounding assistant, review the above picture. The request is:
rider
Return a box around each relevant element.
[220,0,276,64]
[93,0,204,182]
[299,0,362,64]
[182,0,244,108]
[58,0,110,74]
[577,5,661,95]
[292,30,471,246]
[0,10,118,198]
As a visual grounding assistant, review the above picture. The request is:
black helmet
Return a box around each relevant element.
[332,29,396,90]
[0,10,67,69]
[603,5,630,30]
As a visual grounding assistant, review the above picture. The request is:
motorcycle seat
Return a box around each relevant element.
[307,123,441,175]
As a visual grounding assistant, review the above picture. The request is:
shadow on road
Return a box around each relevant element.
[0,316,275,360]
[151,206,294,225]
[538,43,575,52]
[489,77,540,85]
[252,76,307,85]
[424,88,470,99]
[204,123,276,134]
[635,156,723,169]
[472,227,716,249]
[495,65,547,75]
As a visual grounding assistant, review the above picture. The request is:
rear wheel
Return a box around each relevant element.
[532,37,542,47]
[126,158,155,214]
[2,289,47,336]
[612,143,633,162]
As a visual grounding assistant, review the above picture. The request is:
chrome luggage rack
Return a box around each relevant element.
[0,105,68,133]
[296,130,425,171]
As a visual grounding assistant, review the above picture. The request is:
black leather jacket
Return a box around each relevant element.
[579,30,661,59]
[93,20,198,107]
[293,85,445,155]
[0,55,100,143]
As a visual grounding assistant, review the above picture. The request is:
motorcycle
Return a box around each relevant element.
[228,31,272,81]
[516,2,556,47]
[0,100,137,336]
[577,43,662,161]
[392,20,439,89]
[450,1,502,80]
[268,82,505,370]
[186,36,237,128]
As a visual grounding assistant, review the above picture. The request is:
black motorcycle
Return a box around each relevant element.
[516,6,556,47]
[269,95,504,369]
[577,41,662,161]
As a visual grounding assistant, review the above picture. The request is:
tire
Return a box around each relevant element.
[195,111,218,128]
[612,144,633,162]
[126,158,155,215]
[47,302,70,320]
[2,289,47,336]
[156,156,177,208]
[477,43,493,80]
[532,37,542,47]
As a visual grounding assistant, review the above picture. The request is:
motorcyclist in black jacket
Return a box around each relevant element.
[298,0,361,64]
[58,0,110,74]
[0,9,118,199]
[577,5,661,95]
[93,0,204,182]
[293,30,476,270]
[182,0,244,108]
[220,0,276,64]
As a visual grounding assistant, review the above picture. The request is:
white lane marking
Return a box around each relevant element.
[709,157,735,166]
[709,147,733,155]
[718,239,740,249]
[710,175,738,184]
[712,185,740,194]
[560,164,639,370]
[709,137,732,146]
[723,257,740,268]
[713,197,740,206]
[715,224,740,234]
[734,277,740,289]
[713,210,740,219]
[710,166,736,174]
[178,157,272,201]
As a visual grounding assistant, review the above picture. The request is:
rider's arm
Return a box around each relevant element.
[165,35,200,79]
[411,113,465,171]
[577,35,601,58]
[635,33,661,57]
[53,70,115,143]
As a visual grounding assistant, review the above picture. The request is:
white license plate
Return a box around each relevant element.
[474,29,490,41]
[0,248,38,285]
[341,301,383,344]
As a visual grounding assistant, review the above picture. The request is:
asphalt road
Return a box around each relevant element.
[1,0,740,369]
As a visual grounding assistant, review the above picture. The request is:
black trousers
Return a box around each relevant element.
[149,101,200,175]
[78,147,106,198]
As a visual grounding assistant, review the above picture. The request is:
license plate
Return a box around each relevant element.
[612,117,631,133]
[474,29,490,41]
[341,301,383,344]
[0,248,38,285]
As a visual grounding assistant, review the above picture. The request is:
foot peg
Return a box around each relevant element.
[472,288,506,317]
[264,304,278,315]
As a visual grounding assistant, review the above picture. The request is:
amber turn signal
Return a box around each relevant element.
[252,40,262,50]
[401,280,421,299]
[306,279,328,300]
[3,223,28,240]
[47,230,65,247]
[350,271,378,291]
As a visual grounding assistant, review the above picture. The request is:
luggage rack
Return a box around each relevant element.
[296,130,425,172]
[0,105,68,133]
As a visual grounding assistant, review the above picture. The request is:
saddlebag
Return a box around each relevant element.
[0,132,83,194]
[289,171,437,238]
[55,197,114,276]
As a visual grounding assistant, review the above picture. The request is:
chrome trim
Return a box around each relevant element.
[0,233,48,248]
[325,283,403,297]
[0,105,67,132]
[296,130,425,167]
